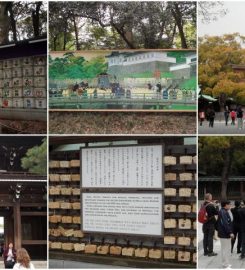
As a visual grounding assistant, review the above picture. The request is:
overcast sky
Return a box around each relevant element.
[199,2,245,37]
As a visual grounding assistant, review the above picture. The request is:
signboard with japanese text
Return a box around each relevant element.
[82,192,163,236]
[81,145,163,189]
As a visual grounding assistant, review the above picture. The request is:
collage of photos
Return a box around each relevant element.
[0,1,244,270]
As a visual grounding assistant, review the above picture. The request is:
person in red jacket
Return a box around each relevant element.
[3,243,16,269]
[230,109,236,125]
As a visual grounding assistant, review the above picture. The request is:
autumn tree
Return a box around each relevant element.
[199,136,245,200]
[199,33,245,106]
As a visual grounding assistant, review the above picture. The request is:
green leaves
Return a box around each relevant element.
[199,137,245,176]
[49,2,196,50]
[49,54,107,80]
[21,138,47,175]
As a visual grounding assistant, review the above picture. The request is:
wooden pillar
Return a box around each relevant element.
[4,216,9,246]
[241,181,245,200]
[14,201,21,249]
[4,214,14,247]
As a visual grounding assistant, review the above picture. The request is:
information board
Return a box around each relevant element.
[82,193,163,236]
[81,145,163,188]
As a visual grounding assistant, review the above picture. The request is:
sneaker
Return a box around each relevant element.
[208,252,218,256]
[240,254,245,259]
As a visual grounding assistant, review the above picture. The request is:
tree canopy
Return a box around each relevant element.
[21,138,47,175]
[198,1,227,24]
[199,136,245,199]
[199,33,245,105]
[49,53,107,81]
[49,1,196,50]
[0,1,47,44]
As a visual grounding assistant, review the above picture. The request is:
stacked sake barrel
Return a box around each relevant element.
[0,56,46,109]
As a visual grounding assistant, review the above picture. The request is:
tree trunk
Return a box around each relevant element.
[111,24,135,49]
[53,36,57,51]
[72,16,80,50]
[32,2,42,37]
[63,19,68,51]
[220,148,232,200]
[221,181,228,201]
[0,3,11,44]
[171,3,187,48]
[8,3,17,42]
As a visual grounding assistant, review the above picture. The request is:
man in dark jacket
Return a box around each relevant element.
[217,201,234,268]
[238,201,245,259]
[236,106,244,130]
[202,193,219,256]
[231,201,241,253]
[208,109,215,128]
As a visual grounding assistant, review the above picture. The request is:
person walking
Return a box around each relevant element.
[217,201,234,269]
[199,110,205,126]
[238,201,245,259]
[3,243,16,269]
[208,109,215,128]
[224,106,230,126]
[13,248,35,269]
[231,201,242,254]
[230,109,236,125]
[236,106,244,129]
[201,193,219,256]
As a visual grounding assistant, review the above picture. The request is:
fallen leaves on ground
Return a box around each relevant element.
[0,119,47,134]
[49,112,196,134]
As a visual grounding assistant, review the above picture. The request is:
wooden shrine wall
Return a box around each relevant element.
[49,143,196,266]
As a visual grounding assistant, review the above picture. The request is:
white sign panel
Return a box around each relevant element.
[81,145,163,188]
[82,193,162,236]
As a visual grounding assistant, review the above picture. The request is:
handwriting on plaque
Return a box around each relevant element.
[82,193,162,235]
[81,145,163,188]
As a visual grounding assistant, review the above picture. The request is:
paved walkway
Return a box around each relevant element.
[199,121,245,134]
[49,259,131,269]
[198,221,245,269]
[0,259,47,269]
